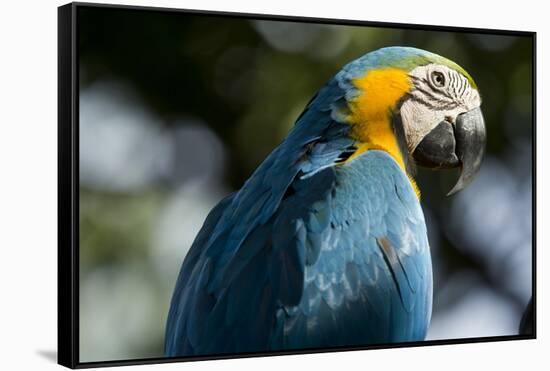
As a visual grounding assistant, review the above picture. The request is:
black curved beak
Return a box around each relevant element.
[413,107,486,196]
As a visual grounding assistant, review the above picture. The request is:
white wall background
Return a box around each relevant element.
[0,0,546,370]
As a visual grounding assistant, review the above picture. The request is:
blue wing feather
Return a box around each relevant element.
[311,151,431,344]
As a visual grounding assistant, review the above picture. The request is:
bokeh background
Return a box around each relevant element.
[77,6,533,363]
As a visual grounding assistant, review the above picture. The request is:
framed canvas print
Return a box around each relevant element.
[58,2,536,368]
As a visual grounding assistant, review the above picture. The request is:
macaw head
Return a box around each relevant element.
[339,46,485,195]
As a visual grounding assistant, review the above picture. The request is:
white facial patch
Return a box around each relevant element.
[401,64,481,152]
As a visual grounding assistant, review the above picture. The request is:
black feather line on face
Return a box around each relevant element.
[391,96,417,176]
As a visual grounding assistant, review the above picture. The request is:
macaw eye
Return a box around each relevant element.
[430,71,446,88]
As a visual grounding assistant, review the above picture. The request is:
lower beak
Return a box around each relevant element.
[413,107,486,196]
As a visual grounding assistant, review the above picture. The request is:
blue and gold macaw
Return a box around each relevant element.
[165,46,485,356]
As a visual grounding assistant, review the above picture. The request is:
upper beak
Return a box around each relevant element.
[412,107,486,196]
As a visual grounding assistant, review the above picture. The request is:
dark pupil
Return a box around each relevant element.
[434,72,444,86]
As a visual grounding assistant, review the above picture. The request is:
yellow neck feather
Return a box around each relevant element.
[345,68,420,198]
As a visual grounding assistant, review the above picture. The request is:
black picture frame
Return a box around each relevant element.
[58,2,537,369]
